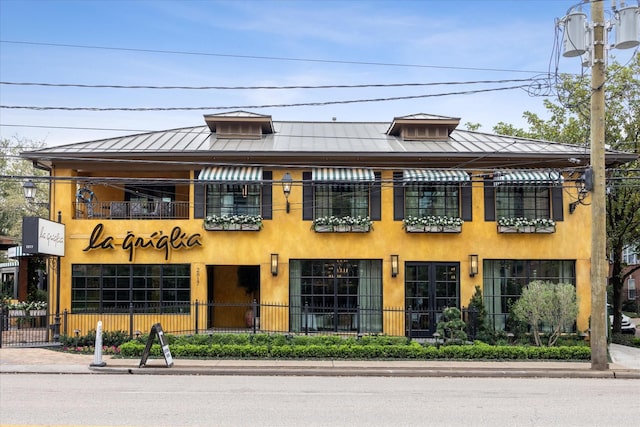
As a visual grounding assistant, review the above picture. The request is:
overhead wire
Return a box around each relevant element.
[0,78,536,90]
[0,39,550,74]
[0,84,530,111]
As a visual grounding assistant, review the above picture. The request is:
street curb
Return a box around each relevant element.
[85,366,640,379]
[2,364,639,379]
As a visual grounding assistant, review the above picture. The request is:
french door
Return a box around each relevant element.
[405,262,460,337]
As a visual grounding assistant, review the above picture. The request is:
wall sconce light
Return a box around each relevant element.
[281,172,292,213]
[391,255,399,277]
[271,253,279,276]
[469,254,479,277]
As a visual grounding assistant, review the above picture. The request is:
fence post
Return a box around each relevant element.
[356,304,361,337]
[252,299,257,334]
[0,308,4,348]
[62,309,68,338]
[303,302,309,335]
[129,303,134,339]
[407,305,413,341]
[195,300,199,335]
[468,306,478,341]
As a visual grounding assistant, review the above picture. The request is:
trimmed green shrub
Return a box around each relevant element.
[117,335,590,361]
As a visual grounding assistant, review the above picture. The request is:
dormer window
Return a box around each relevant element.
[204,110,274,139]
[217,123,262,139]
[387,113,460,141]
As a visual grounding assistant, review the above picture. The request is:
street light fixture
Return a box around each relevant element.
[281,172,293,213]
[22,179,50,210]
[23,180,37,200]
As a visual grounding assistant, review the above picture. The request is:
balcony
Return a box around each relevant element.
[74,200,190,220]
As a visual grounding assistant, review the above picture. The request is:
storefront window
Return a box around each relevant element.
[289,259,382,333]
[483,260,575,330]
[71,264,190,313]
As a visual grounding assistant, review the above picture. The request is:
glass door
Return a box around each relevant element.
[405,262,459,337]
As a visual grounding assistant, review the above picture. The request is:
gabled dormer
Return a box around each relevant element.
[386,113,460,141]
[204,111,274,139]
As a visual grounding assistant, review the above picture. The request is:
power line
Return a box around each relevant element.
[0,40,549,75]
[0,85,530,111]
[0,78,536,90]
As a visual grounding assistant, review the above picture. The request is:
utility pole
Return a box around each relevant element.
[589,0,607,371]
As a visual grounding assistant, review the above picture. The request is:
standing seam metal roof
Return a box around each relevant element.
[21,120,631,164]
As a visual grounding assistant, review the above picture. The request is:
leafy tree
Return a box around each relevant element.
[511,281,579,347]
[493,56,640,333]
[0,137,48,245]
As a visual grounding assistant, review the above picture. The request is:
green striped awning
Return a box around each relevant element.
[312,168,375,182]
[403,169,470,183]
[494,170,564,186]
[198,166,263,181]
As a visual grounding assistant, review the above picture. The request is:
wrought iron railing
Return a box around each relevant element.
[73,200,190,219]
[0,303,481,348]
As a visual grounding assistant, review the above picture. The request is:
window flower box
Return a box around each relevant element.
[403,216,463,233]
[312,216,372,233]
[29,309,47,316]
[241,223,261,231]
[497,217,556,234]
[8,309,26,317]
[204,214,263,231]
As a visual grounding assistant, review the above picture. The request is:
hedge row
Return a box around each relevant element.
[119,337,591,360]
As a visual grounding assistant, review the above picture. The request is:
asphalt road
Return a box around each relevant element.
[1,373,637,426]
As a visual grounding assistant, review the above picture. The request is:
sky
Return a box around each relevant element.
[0,0,638,148]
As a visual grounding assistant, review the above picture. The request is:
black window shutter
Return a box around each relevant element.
[461,182,473,221]
[302,171,313,220]
[393,172,404,221]
[194,170,205,219]
[484,177,496,222]
[370,172,382,220]
[262,171,273,219]
[551,186,564,221]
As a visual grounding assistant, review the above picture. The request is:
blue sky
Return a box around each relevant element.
[0,0,637,147]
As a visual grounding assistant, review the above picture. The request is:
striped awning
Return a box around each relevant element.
[198,166,263,181]
[312,168,375,182]
[494,170,564,186]
[403,169,470,183]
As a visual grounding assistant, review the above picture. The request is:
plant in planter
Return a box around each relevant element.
[312,215,372,232]
[28,301,48,315]
[497,217,556,233]
[204,214,263,231]
[403,215,463,232]
[435,307,468,344]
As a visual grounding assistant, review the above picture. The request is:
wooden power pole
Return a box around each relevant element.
[589,0,608,371]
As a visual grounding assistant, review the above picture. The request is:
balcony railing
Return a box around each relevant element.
[74,201,190,220]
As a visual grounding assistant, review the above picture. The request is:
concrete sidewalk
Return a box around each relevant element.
[1,345,639,378]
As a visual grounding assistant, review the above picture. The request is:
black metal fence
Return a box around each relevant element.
[0,302,480,348]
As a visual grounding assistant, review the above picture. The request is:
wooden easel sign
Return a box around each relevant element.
[139,323,174,368]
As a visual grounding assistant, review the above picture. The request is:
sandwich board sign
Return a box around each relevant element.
[139,323,174,368]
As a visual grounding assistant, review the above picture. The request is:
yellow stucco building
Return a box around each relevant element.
[21,111,636,338]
